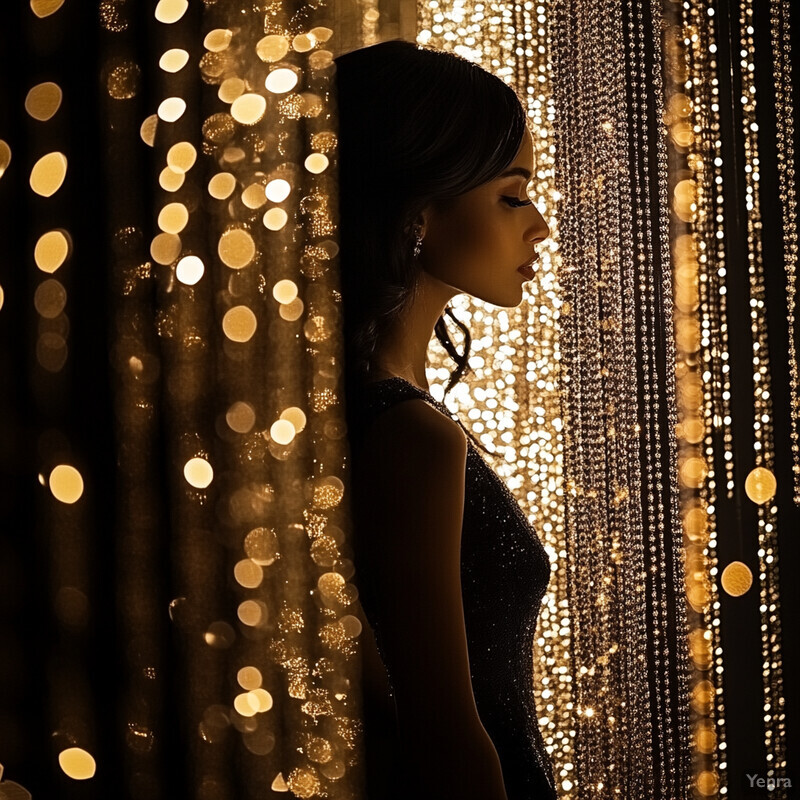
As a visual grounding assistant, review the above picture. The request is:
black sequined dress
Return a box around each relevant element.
[349,377,558,800]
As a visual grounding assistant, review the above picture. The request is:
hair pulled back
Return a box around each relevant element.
[334,40,527,407]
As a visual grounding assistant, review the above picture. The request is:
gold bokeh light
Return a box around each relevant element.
[265,178,290,202]
[218,229,256,269]
[176,255,204,285]
[720,561,753,597]
[154,0,188,24]
[166,141,197,174]
[256,35,289,63]
[231,93,267,125]
[25,82,63,121]
[209,172,236,200]
[58,747,96,780]
[744,466,777,505]
[159,48,189,73]
[34,229,71,273]
[265,68,298,94]
[157,97,187,123]
[49,465,84,504]
[29,152,68,197]
[183,457,213,489]
[30,0,64,18]
[158,202,189,234]
[222,306,257,342]
[0,140,10,179]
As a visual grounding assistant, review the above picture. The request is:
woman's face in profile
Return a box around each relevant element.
[420,126,550,308]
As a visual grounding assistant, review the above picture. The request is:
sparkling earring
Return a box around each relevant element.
[412,226,423,259]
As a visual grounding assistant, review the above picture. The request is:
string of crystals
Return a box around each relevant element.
[667,0,730,794]
[550,0,689,790]
[648,0,694,793]
[417,0,574,793]
[737,0,789,787]
[769,0,800,503]
[628,0,692,792]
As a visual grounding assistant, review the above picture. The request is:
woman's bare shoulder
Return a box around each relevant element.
[360,396,467,454]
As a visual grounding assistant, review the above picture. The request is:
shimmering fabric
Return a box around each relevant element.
[349,377,558,800]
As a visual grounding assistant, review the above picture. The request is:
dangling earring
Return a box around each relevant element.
[412,226,423,259]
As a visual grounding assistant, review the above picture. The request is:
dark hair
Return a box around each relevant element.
[334,40,527,433]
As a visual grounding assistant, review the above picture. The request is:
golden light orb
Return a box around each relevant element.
[204,29,233,52]
[265,68,298,94]
[58,747,96,780]
[208,172,236,200]
[157,202,189,234]
[176,255,204,286]
[304,153,328,174]
[720,561,753,597]
[166,141,197,174]
[263,208,288,230]
[237,665,262,690]
[25,82,63,121]
[49,465,84,504]
[218,229,256,269]
[256,35,289,63]
[154,0,188,24]
[157,97,186,123]
[30,152,68,197]
[184,457,213,489]
[265,178,290,202]
[231,93,267,125]
[744,466,777,505]
[158,48,189,72]
[35,230,71,273]
[222,306,257,342]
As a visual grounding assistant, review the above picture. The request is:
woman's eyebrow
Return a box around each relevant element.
[495,166,532,180]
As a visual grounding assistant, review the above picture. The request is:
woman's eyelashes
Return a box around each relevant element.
[502,196,533,208]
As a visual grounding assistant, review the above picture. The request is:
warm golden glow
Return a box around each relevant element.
[250,688,273,712]
[159,48,189,73]
[159,167,184,192]
[157,202,189,234]
[265,178,290,202]
[237,599,264,626]
[154,0,188,24]
[150,233,182,265]
[25,82,63,121]
[107,61,141,99]
[696,770,720,796]
[166,142,197,174]
[310,26,333,42]
[29,152,68,197]
[58,747,96,780]
[0,285,4,311]
[218,228,256,269]
[256,35,289,63]
[233,559,263,588]
[242,183,267,209]
[231,93,267,125]
[744,466,777,504]
[304,153,328,174]
[49,465,84,504]
[34,230,71,273]
[269,419,295,445]
[204,28,233,52]
[157,97,186,123]
[30,0,64,18]
[263,208,288,231]
[237,665,263,690]
[339,614,362,638]
[233,692,259,717]
[0,140,10,179]
[280,406,306,432]
[34,279,67,318]
[208,172,236,200]
[720,561,753,597]
[243,527,279,565]
[176,255,204,285]
[679,455,708,488]
[183,457,213,489]
[226,401,256,433]
[219,78,245,104]
[265,68,298,94]
[222,305,257,342]
[140,114,158,146]
[272,279,298,305]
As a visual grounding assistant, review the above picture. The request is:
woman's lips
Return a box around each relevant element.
[517,259,537,279]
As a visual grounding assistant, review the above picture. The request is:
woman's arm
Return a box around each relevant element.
[352,398,509,800]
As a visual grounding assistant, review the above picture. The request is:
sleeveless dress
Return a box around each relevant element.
[348,377,558,800]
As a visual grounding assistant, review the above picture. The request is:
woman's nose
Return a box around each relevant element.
[528,207,550,244]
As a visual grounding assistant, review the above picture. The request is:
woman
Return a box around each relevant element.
[335,40,556,799]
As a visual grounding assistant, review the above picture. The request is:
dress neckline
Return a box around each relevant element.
[364,375,447,408]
